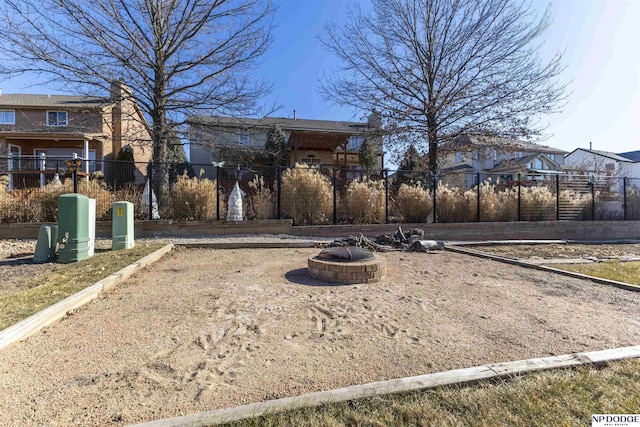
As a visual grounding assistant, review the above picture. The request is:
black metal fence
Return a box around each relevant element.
[1,156,640,225]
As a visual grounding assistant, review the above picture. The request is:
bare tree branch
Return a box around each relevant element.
[0,0,275,196]
[320,0,568,174]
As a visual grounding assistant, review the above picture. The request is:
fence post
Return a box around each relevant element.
[72,153,78,194]
[332,168,337,225]
[589,174,596,221]
[216,166,221,221]
[591,183,595,221]
[556,174,560,221]
[517,173,521,221]
[432,173,438,224]
[277,166,282,220]
[623,177,628,221]
[476,172,481,222]
[39,152,46,188]
[7,153,13,191]
[384,168,389,224]
[147,162,153,220]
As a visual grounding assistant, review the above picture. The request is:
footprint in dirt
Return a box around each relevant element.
[378,323,399,338]
[307,304,338,336]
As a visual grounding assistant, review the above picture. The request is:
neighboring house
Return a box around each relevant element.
[188,114,384,178]
[564,148,640,189]
[0,80,152,189]
[439,134,567,188]
[564,148,635,177]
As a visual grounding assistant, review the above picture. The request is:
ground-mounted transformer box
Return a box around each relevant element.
[112,201,135,250]
[57,194,91,263]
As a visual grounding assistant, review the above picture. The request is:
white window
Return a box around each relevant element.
[605,163,615,174]
[473,150,479,160]
[348,135,365,150]
[347,164,363,179]
[530,158,543,169]
[301,152,321,165]
[515,151,524,158]
[47,111,68,126]
[455,152,462,163]
[0,110,15,124]
[8,144,21,170]
[238,128,249,145]
[493,150,497,161]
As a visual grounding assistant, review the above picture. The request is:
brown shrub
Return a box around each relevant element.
[248,176,274,220]
[168,173,221,220]
[520,185,557,221]
[281,164,332,225]
[0,178,114,223]
[394,183,432,223]
[436,184,476,223]
[346,178,385,224]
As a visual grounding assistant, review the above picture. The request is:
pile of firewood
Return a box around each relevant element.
[329,227,445,252]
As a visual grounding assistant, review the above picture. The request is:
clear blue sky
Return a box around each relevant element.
[1,0,638,161]
[260,0,640,157]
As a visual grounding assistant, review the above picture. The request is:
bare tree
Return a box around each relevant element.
[320,0,567,175]
[0,0,274,196]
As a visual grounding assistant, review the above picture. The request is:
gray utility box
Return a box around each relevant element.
[34,224,58,263]
[112,201,135,250]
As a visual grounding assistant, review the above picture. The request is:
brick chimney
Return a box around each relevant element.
[110,79,124,102]
[110,79,124,156]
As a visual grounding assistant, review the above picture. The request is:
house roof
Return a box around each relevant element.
[488,153,561,173]
[188,115,369,134]
[446,134,567,155]
[565,148,634,163]
[617,150,640,162]
[441,163,474,173]
[0,94,109,109]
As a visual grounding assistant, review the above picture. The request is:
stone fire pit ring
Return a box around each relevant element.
[308,247,385,285]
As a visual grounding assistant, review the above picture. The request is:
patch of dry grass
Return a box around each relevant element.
[223,359,640,427]
[553,260,640,286]
[0,242,165,330]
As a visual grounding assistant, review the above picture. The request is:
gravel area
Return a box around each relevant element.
[0,246,639,426]
[0,235,327,295]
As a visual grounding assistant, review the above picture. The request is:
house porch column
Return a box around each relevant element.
[83,139,90,175]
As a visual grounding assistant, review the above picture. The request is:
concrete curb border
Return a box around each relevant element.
[175,242,325,249]
[446,245,640,292]
[130,345,640,427]
[0,243,174,351]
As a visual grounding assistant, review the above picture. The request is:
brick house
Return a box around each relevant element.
[0,81,152,189]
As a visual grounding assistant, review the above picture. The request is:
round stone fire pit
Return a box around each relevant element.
[308,247,385,285]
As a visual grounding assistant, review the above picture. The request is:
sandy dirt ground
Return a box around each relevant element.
[1,247,639,426]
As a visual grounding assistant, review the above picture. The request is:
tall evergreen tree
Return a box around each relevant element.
[358,138,377,170]
[264,124,287,167]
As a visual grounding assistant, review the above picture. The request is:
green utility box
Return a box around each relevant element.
[112,201,135,250]
[57,194,91,263]
[33,224,58,263]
